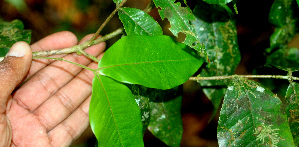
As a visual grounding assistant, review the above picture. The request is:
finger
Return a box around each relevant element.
[0,42,32,147]
[48,96,91,146]
[33,55,100,131]
[28,31,78,77]
[13,35,105,112]
[0,42,32,113]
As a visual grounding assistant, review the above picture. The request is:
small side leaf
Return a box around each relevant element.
[89,74,144,146]
[218,77,295,146]
[153,0,206,57]
[285,82,299,146]
[119,7,163,36]
[0,19,31,56]
[99,35,204,90]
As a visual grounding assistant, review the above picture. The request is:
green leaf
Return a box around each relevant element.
[119,7,163,36]
[127,84,182,146]
[266,47,299,72]
[192,1,241,119]
[285,82,299,146]
[98,35,204,90]
[268,0,297,49]
[0,19,31,57]
[89,74,144,146]
[269,0,287,27]
[152,0,206,58]
[202,0,233,4]
[297,0,299,7]
[148,96,183,147]
[218,77,295,147]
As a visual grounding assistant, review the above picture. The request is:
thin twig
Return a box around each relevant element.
[33,56,95,72]
[78,50,101,62]
[90,0,127,41]
[189,75,299,81]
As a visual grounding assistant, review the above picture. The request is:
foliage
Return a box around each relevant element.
[1,0,299,146]
[0,19,31,57]
[218,77,294,146]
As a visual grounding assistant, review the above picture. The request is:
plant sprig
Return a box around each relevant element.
[0,28,123,62]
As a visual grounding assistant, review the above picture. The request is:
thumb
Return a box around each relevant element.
[0,41,32,113]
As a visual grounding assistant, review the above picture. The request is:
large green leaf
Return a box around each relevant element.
[152,0,206,58]
[218,77,295,146]
[0,19,31,57]
[89,74,144,146]
[202,0,233,4]
[119,7,163,36]
[98,35,204,90]
[192,1,240,119]
[285,82,299,146]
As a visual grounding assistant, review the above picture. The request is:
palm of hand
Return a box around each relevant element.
[6,32,105,146]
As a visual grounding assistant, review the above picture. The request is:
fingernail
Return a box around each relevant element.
[6,41,30,57]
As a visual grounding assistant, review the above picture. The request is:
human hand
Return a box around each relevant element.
[0,31,105,146]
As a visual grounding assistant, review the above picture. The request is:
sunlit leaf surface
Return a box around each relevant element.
[99,35,204,90]
[90,74,144,146]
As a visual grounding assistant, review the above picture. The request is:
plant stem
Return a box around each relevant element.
[33,28,122,57]
[90,0,127,41]
[33,56,95,72]
[189,75,299,81]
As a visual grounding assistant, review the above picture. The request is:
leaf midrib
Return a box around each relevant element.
[99,58,193,70]
[97,75,125,146]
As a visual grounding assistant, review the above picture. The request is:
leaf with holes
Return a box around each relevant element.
[153,0,206,58]
[119,7,163,36]
[218,77,295,146]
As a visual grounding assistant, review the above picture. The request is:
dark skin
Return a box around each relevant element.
[0,31,105,146]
